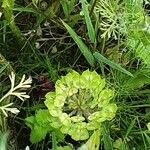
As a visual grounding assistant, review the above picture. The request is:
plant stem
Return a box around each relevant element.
[0,90,12,103]
[90,0,97,16]
[52,132,57,150]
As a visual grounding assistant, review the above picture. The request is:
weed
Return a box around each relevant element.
[1,0,150,149]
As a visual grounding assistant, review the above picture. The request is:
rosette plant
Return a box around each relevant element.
[45,70,117,141]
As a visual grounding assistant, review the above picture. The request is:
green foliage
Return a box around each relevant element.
[35,1,60,27]
[2,0,150,149]
[78,130,101,150]
[0,63,8,74]
[94,52,133,77]
[80,0,96,43]
[123,0,150,66]
[25,109,64,143]
[123,69,150,90]
[61,0,75,19]
[95,0,121,40]
[61,20,95,67]
[57,146,72,150]
[45,70,117,141]
[113,138,127,150]
[0,53,14,76]
[25,110,51,143]
[2,0,23,41]
[32,0,41,8]
[147,122,150,131]
[101,122,113,150]
[95,0,150,66]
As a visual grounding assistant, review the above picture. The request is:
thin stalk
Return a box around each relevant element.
[52,132,57,150]
[2,0,23,44]
[90,0,97,16]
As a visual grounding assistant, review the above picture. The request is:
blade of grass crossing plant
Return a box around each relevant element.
[93,52,133,77]
[61,0,75,19]
[61,20,95,66]
[0,63,8,74]
[94,12,100,40]
[144,132,150,145]
[13,7,38,13]
[61,1,69,18]
[137,117,147,148]
[3,20,6,43]
[125,117,136,138]
[102,122,113,150]
[80,0,96,44]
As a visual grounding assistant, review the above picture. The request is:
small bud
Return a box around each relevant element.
[0,12,2,18]
[25,146,30,150]
[9,108,20,115]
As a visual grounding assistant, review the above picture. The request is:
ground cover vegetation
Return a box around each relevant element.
[1,0,150,149]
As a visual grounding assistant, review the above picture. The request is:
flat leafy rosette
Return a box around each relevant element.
[45,70,117,141]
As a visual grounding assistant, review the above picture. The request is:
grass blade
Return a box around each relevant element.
[125,117,136,138]
[93,52,133,77]
[80,0,96,43]
[61,20,95,66]
[61,0,75,19]
[13,7,38,13]
[144,132,150,145]
[0,63,8,74]
[102,122,113,150]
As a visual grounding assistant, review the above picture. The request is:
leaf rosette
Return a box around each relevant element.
[45,70,117,141]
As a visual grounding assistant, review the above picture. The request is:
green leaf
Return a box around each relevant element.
[125,117,136,138]
[35,109,50,125]
[61,0,75,18]
[102,122,113,150]
[13,7,38,13]
[0,63,8,74]
[123,69,150,90]
[113,138,127,150]
[25,116,35,129]
[78,130,101,150]
[123,0,150,66]
[93,52,133,77]
[61,20,95,66]
[57,146,73,150]
[2,0,14,9]
[25,110,52,143]
[147,122,150,131]
[69,123,89,141]
[144,132,150,145]
[30,124,49,143]
[80,0,96,43]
